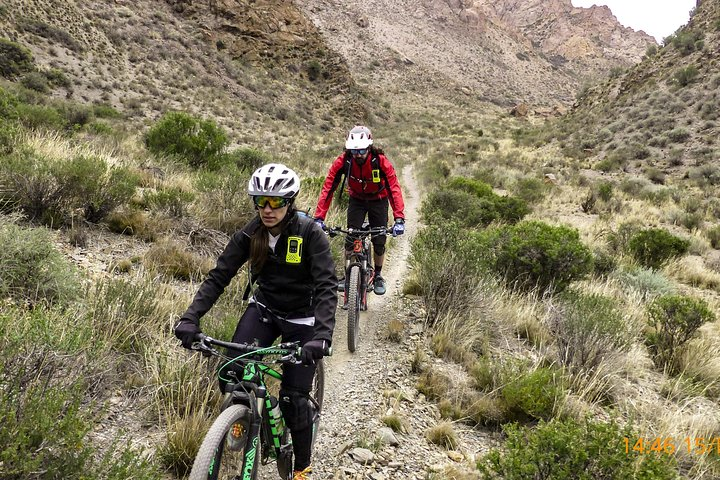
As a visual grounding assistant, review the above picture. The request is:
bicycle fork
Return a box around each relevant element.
[239,389,266,480]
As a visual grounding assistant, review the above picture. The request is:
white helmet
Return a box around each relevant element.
[345,125,373,150]
[247,163,300,198]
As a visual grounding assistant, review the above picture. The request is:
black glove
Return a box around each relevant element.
[301,339,328,365]
[174,318,200,349]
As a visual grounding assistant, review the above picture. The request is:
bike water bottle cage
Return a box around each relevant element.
[286,236,303,263]
[253,195,289,209]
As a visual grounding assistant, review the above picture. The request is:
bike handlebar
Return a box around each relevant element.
[325,226,393,238]
[192,333,332,361]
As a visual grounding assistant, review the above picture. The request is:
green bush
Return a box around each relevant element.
[0,153,139,224]
[673,65,699,87]
[421,177,529,229]
[0,219,80,306]
[479,418,678,479]
[0,348,160,479]
[409,224,481,322]
[550,290,631,372]
[193,165,254,233]
[54,156,140,223]
[706,224,720,248]
[20,71,49,93]
[645,294,715,373]
[671,30,704,55]
[501,367,563,422]
[145,111,229,168]
[483,221,593,293]
[214,146,270,172]
[627,228,689,269]
[0,38,34,78]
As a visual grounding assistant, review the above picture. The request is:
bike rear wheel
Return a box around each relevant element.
[347,265,362,352]
[189,404,260,480]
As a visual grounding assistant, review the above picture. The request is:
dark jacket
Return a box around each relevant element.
[181,213,337,343]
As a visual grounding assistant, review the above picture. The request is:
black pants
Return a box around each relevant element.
[346,196,389,255]
[228,305,316,470]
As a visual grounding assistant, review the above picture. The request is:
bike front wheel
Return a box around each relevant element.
[189,404,260,480]
[346,265,362,352]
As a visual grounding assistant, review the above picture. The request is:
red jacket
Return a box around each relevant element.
[314,151,405,221]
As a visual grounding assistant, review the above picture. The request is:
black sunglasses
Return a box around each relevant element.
[350,148,368,156]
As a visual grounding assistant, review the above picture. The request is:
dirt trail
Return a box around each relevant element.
[323,163,420,371]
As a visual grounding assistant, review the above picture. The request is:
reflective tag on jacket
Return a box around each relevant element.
[286,236,303,264]
[372,169,381,183]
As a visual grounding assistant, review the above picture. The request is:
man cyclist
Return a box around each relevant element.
[175,163,336,480]
[313,125,405,295]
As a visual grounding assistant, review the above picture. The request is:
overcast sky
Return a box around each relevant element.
[571,0,697,42]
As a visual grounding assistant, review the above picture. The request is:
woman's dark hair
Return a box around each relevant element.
[249,204,296,272]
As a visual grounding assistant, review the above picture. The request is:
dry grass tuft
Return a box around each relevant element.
[426,421,459,450]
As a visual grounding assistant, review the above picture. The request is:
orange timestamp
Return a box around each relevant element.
[624,437,720,455]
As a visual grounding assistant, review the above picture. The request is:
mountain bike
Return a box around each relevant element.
[188,333,329,480]
[327,225,390,353]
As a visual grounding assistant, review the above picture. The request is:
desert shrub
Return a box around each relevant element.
[0,118,19,154]
[479,418,678,479]
[671,30,704,55]
[21,71,50,93]
[105,209,156,241]
[706,224,720,248]
[596,181,613,201]
[17,18,83,52]
[44,68,71,88]
[83,278,165,354]
[0,38,34,78]
[93,104,122,119]
[627,228,690,269]
[613,267,677,300]
[501,367,564,422]
[422,177,529,228]
[673,65,699,87]
[223,146,270,172]
[143,240,210,281]
[481,221,593,293]
[53,156,140,223]
[426,422,458,450]
[548,290,632,372]
[0,350,159,479]
[193,165,254,233]
[667,128,691,143]
[409,224,480,321]
[145,111,229,168]
[15,103,64,130]
[140,186,195,217]
[0,219,80,306]
[645,294,715,373]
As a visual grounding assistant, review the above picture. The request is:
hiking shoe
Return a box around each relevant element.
[337,277,345,293]
[293,466,312,479]
[373,274,386,295]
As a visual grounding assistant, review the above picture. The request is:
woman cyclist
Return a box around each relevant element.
[174,163,337,480]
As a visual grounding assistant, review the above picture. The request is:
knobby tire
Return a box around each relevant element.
[189,404,259,480]
[347,265,361,352]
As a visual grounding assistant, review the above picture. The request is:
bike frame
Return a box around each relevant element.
[219,348,290,464]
